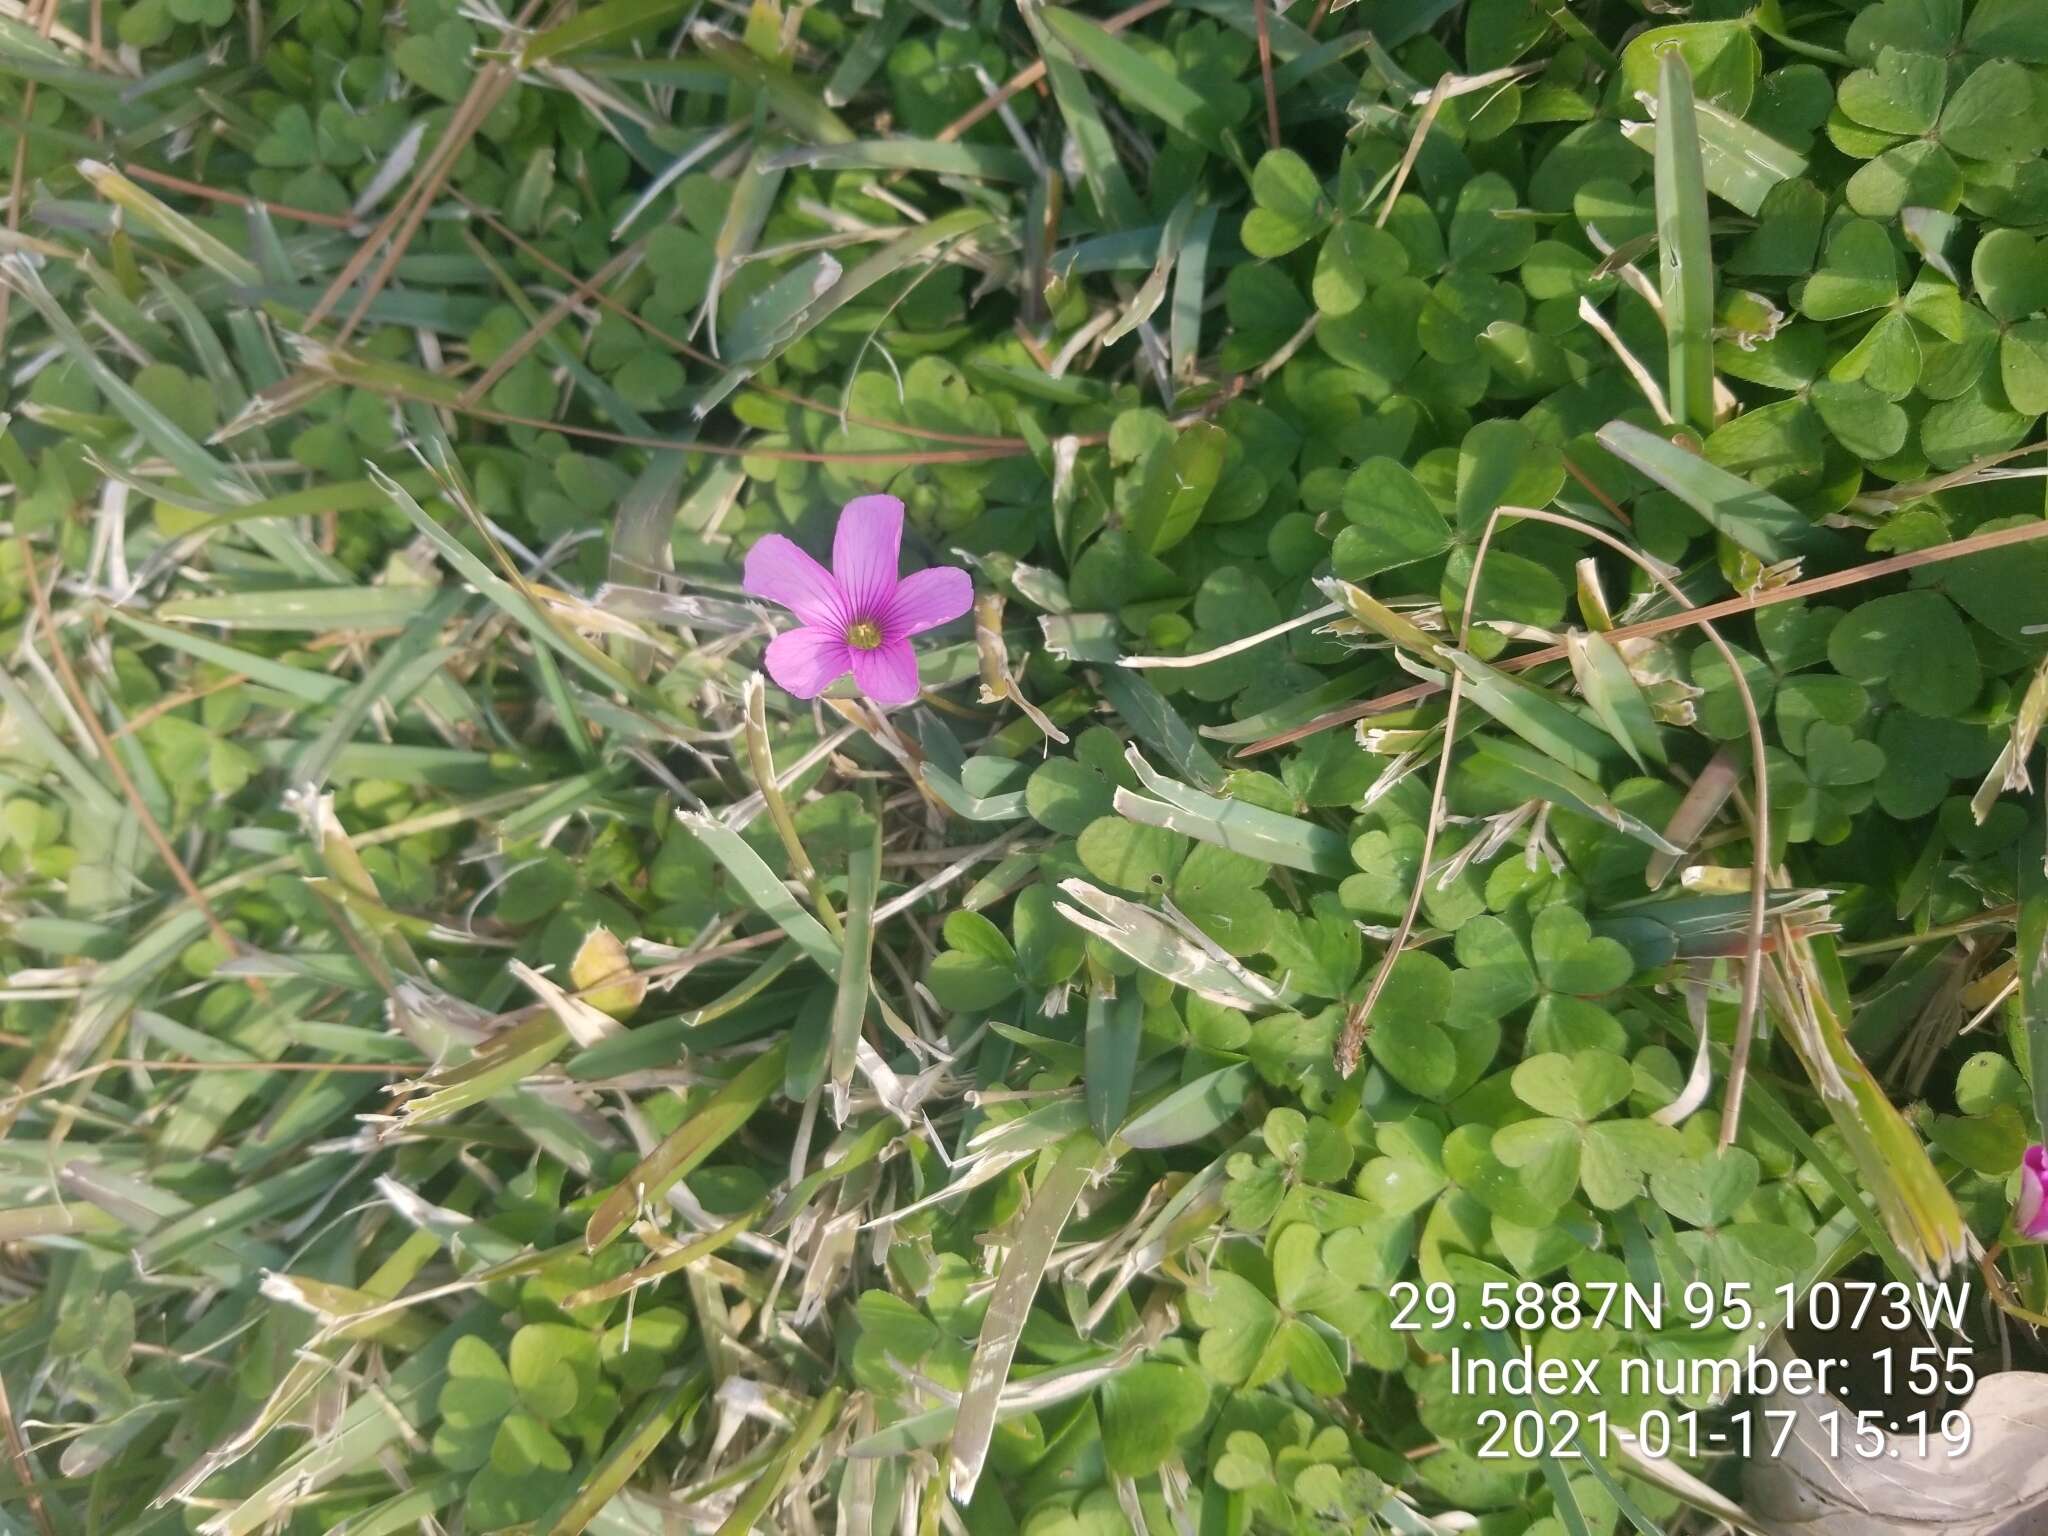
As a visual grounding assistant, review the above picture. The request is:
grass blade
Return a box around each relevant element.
[76,160,260,284]
[1625,96,1805,218]
[1018,0,1144,228]
[2023,835,2048,1144]
[676,809,841,973]
[1084,987,1143,1140]
[519,0,688,64]
[828,809,880,1122]
[583,1042,789,1252]
[1596,420,1835,563]
[1039,7,1223,150]
[1055,878,1293,1010]
[1115,745,1351,875]
[1120,1062,1253,1148]
[1565,630,1666,770]
[1653,52,1717,435]
[949,1135,1099,1503]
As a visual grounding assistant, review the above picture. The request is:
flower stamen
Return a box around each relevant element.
[847,618,884,651]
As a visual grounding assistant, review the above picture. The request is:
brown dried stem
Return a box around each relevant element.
[1240,515,2048,757]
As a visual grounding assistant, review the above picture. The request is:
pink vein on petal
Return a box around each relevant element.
[850,640,921,706]
[884,565,974,640]
[764,627,853,698]
[833,495,905,621]
[744,535,846,630]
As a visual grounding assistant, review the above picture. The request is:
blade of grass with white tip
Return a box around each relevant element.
[583,1041,789,1251]
[924,765,1031,821]
[1055,878,1294,1010]
[1654,52,1717,435]
[1101,191,1199,347]
[824,8,906,106]
[1170,204,1218,392]
[1597,420,1835,563]
[1974,653,2048,824]
[688,943,799,1027]
[1315,576,1448,662]
[1116,746,1350,875]
[391,1014,571,1128]
[76,160,260,284]
[950,1134,1100,1504]
[828,809,881,1122]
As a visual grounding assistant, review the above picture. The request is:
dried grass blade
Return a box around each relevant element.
[948,1135,1099,1503]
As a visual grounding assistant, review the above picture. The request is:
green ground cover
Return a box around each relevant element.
[7,0,2048,1532]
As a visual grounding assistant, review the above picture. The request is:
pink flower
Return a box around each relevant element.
[2018,1145,2048,1240]
[743,494,972,707]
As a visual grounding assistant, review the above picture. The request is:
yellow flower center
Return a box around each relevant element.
[847,619,883,651]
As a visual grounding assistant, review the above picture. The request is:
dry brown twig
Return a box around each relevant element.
[1239,515,2048,757]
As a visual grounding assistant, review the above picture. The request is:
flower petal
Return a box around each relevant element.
[850,638,921,707]
[744,535,845,629]
[883,564,973,639]
[764,626,852,699]
[2022,1145,2048,1238]
[833,494,904,621]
